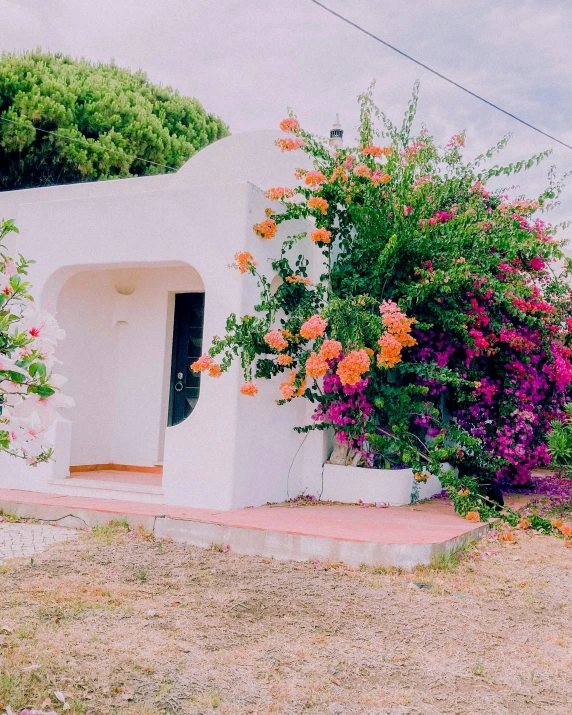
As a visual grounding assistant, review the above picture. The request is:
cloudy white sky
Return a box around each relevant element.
[1,0,571,234]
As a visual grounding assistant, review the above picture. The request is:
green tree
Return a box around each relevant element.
[0,51,229,190]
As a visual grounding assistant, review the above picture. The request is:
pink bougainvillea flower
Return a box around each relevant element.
[529,256,545,271]
[446,132,465,147]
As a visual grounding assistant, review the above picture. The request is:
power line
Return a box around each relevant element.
[0,115,178,171]
[310,0,572,152]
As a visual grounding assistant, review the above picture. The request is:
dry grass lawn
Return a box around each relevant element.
[0,520,571,714]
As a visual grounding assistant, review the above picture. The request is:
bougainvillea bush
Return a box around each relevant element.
[0,219,73,464]
[195,84,572,519]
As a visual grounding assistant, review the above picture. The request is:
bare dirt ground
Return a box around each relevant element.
[0,521,571,715]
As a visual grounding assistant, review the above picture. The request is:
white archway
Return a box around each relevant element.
[54,263,204,469]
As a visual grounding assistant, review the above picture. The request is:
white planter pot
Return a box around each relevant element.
[321,463,446,506]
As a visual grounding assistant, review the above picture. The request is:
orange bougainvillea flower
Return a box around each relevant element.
[466,511,480,522]
[207,364,222,378]
[264,330,288,352]
[458,488,470,497]
[565,540,572,548]
[551,519,564,529]
[308,196,328,215]
[280,370,306,400]
[362,144,392,157]
[191,354,214,373]
[560,524,572,537]
[382,316,417,347]
[330,166,349,183]
[285,275,311,285]
[305,170,327,188]
[300,314,328,340]
[377,333,403,368]
[378,300,417,350]
[232,251,258,274]
[240,381,258,396]
[264,187,295,201]
[276,354,293,366]
[264,330,289,352]
[518,518,531,530]
[280,383,295,400]
[275,138,305,152]
[319,339,342,360]
[414,472,429,482]
[279,117,300,133]
[310,228,332,245]
[253,218,277,240]
[353,164,372,178]
[361,144,384,157]
[371,171,391,186]
[305,352,329,379]
[336,349,370,386]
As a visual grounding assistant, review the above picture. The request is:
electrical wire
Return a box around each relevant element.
[0,115,179,171]
[310,0,572,152]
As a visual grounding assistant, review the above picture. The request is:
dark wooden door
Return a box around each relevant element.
[168,292,205,426]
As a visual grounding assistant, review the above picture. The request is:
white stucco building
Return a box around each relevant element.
[0,130,329,509]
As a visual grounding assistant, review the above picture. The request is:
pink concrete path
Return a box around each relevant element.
[0,488,483,545]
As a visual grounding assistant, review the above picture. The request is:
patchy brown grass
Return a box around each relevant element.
[0,524,571,714]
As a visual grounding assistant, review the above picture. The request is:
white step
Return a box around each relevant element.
[47,478,164,503]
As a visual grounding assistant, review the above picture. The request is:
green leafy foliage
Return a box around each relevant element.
[0,51,229,190]
[547,404,572,467]
[200,84,572,527]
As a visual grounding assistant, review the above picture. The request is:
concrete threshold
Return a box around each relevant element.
[0,488,491,570]
[48,478,164,503]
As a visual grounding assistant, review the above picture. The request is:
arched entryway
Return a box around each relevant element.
[55,264,204,476]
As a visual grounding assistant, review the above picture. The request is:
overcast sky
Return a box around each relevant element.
[1,0,571,236]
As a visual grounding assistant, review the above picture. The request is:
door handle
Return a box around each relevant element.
[174,381,184,392]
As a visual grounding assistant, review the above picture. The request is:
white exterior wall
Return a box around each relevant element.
[0,131,325,509]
